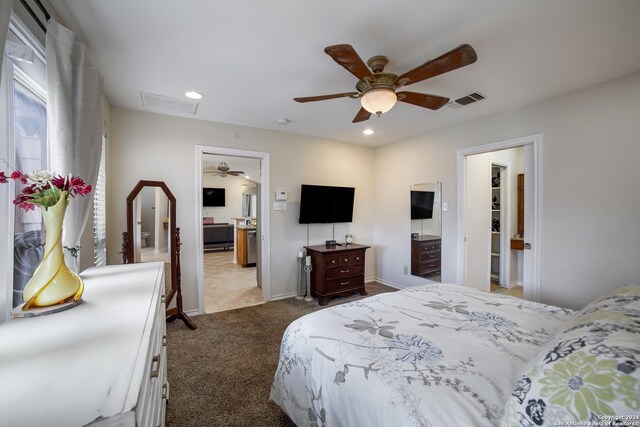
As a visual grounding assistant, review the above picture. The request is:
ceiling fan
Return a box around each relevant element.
[204,162,245,177]
[294,43,477,123]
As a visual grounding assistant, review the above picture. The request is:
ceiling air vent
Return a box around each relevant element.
[447,92,486,109]
[140,92,199,115]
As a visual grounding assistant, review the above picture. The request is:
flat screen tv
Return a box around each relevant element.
[299,184,355,224]
[411,190,434,220]
[203,187,225,207]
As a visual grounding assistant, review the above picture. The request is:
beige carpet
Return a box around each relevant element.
[166,281,396,427]
[204,250,263,313]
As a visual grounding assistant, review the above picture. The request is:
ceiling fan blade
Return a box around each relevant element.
[294,92,360,103]
[396,92,450,110]
[227,171,245,175]
[324,44,374,80]
[396,44,477,86]
[352,107,371,123]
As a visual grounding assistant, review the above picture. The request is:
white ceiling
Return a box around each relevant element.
[51,0,640,147]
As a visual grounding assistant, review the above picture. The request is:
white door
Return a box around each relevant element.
[463,154,491,292]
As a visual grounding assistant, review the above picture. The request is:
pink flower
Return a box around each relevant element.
[10,171,29,184]
[70,176,89,194]
[13,195,35,211]
[51,175,66,190]
[0,172,7,184]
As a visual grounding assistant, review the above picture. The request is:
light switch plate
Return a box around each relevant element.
[273,201,288,211]
[442,202,448,212]
[275,191,287,201]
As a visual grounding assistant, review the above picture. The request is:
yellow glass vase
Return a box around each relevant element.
[22,192,84,310]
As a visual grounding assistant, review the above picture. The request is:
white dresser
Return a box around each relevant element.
[0,262,168,427]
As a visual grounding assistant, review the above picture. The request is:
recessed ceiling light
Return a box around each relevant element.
[185,91,203,100]
[362,129,375,135]
[276,118,290,125]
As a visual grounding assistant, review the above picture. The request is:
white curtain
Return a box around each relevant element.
[0,0,13,83]
[46,20,103,270]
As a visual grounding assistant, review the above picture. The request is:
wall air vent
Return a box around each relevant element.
[140,92,199,115]
[447,92,486,109]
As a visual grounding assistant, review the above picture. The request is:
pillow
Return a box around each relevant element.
[500,285,640,426]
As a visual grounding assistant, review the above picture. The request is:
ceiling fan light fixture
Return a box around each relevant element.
[360,89,397,117]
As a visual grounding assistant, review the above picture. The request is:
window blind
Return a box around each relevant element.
[93,136,106,266]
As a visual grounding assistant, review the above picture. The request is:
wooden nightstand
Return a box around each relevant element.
[304,243,370,306]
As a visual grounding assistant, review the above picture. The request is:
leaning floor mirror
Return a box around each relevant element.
[410,182,442,282]
[122,180,196,329]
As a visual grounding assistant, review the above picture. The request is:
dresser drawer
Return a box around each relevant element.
[418,240,441,252]
[417,259,441,274]
[325,263,363,280]
[136,292,166,427]
[325,275,364,293]
[418,250,440,262]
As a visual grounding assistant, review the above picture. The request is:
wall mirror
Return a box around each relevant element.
[123,180,196,329]
[410,182,442,281]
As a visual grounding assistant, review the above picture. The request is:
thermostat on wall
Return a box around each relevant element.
[275,191,287,201]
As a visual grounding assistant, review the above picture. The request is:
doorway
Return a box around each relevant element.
[456,135,542,302]
[195,146,271,315]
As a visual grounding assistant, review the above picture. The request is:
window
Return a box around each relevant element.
[2,15,48,312]
[93,136,106,266]
[11,79,47,307]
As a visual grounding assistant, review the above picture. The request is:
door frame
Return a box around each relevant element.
[194,145,271,315]
[456,134,543,302]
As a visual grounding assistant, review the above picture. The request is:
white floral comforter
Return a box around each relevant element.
[270,284,574,427]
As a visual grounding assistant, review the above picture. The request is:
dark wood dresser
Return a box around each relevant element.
[411,235,441,277]
[304,243,370,306]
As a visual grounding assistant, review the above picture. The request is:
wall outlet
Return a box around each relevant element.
[403,265,408,274]
[442,202,448,212]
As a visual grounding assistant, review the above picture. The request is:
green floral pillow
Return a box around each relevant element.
[500,285,640,426]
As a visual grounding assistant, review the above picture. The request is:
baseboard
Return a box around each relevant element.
[269,291,298,301]
[185,308,201,317]
[372,277,407,290]
[508,280,523,289]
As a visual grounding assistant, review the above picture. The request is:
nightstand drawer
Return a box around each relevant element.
[325,264,363,280]
[324,254,343,267]
[325,275,363,293]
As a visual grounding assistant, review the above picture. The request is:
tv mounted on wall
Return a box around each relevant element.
[411,190,434,220]
[203,187,225,207]
[299,184,355,224]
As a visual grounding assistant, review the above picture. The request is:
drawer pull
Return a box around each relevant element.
[340,281,349,286]
[331,260,336,264]
[340,269,350,273]
[162,383,168,399]
[354,257,360,261]
[343,258,349,263]
[162,335,167,347]
[150,354,161,378]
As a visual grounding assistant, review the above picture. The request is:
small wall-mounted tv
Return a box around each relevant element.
[411,190,434,220]
[203,187,225,207]
[299,184,355,224]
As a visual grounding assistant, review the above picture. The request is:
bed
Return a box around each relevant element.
[270,283,640,426]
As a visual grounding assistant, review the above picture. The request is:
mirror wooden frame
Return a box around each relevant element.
[123,180,196,330]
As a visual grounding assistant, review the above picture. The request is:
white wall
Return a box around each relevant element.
[374,71,640,310]
[202,174,255,224]
[107,108,376,309]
